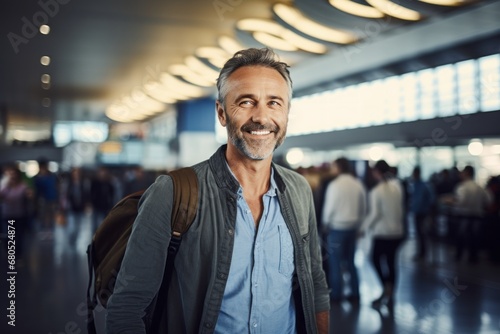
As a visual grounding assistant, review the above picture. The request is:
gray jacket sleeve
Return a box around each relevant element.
[106,175,173,334]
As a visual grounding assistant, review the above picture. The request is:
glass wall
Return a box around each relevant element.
[287,53,500,136]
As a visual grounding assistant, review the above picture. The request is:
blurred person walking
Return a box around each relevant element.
[452,165,492,263]
[63,167,90,247]
[407,166,434,261]
[34,158,59,239]
[360,160,405,309]
[0,164,34,261]
[90,166,115,233]
[321,157,366,303]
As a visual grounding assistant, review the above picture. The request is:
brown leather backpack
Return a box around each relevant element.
[86,167,198,334]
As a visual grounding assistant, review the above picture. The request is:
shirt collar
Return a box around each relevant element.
[224,160,278,198]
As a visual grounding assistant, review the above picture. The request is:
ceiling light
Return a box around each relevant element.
[41,74,51,83]
[40,56,51,66]
[468,139,483,156]
[238,18,328,53]
[39,25,50,35]
[144,81,187,102]
[328,0,385,18]
[218,36,245,55]
[169,64,215,87]
[253,32,299,51]
[237,19,283,35]
[106,104,143,123]
[419,0,466,5]
[42,97,51,107]
[273,3,359,44]
[12,129,51,142]
[160,73,207,98]
[366,0,422,21]
[41,82,50,90]
[185,56,220,81]
[123,92,165,112]
[281,30,327,54]
[195,47,230,68]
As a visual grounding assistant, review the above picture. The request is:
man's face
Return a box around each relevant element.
[216,66,290,161]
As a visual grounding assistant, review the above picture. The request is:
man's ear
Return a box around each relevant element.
[216,100,227,127]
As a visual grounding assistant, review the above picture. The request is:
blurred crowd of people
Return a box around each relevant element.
[0,159,158,262]
[297,159,499,309]
[1,156,498,309]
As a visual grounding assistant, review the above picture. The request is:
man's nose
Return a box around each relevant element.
[251,104,270,124]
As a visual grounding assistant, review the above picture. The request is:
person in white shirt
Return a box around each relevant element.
[453,165,492,263]
[322,158,367,302]
[359,160,405,309]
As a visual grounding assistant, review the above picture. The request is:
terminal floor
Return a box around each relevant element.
[1,214,500,334]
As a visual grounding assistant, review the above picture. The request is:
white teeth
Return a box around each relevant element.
[251,131,270,135]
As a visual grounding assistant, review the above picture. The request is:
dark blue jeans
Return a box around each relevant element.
[326,228,359,299]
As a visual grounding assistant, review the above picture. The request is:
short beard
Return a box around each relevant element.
[226,116,286,161]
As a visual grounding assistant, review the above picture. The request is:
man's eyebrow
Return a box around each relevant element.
[234,94,286,102]
[234,94,257,101]
[268,95,285,103]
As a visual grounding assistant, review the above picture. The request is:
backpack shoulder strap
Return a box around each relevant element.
[148,167,198,333]
[169,167,199,239]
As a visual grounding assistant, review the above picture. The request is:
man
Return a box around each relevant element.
[407,166,433,261]
[34,157,59,239]
[321,158,366,303]
[90,166,115,233]
[106,48,330,333]
[453,165,491,263]
[359,160,405,308]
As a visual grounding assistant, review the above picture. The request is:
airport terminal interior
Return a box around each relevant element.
[1,0,500,333]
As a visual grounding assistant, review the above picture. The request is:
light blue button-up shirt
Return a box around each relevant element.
[215,168,296,334]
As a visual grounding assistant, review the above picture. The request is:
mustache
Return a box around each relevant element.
[241,122,279,133]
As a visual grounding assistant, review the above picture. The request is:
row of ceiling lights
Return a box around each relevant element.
[12,24,53,143]
[106,0,471,123]
[39,24,51,109]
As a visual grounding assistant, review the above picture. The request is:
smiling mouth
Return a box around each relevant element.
[250,130,271,136]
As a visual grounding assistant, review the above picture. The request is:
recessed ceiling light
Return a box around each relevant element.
[159,73,206,98]
[39,25,50,35]
[328,0,385,19]
[253,32,299,52]
[41,74,51,84]
[218,36,245,55]
[42,98,51,107]
[365,0,422,21]
[169,64,215,87]
[195,47,230,68]
[238,18,328,53]
[273,3,359,44]
[40,56,51,66]
[144,82,182,103]
[419,0,466,5]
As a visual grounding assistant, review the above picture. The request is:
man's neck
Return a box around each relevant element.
[225,148,272,197]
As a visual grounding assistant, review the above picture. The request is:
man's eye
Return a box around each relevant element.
[240,100,253,106]
[269,101,281,106]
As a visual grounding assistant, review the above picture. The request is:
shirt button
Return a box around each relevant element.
[253,323,258,328]
[204,322,213,329]
[228,229,234,236]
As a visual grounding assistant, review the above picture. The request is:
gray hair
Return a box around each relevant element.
[216,48,293,107]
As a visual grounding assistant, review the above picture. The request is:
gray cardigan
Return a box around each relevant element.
[106,145,330,333]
